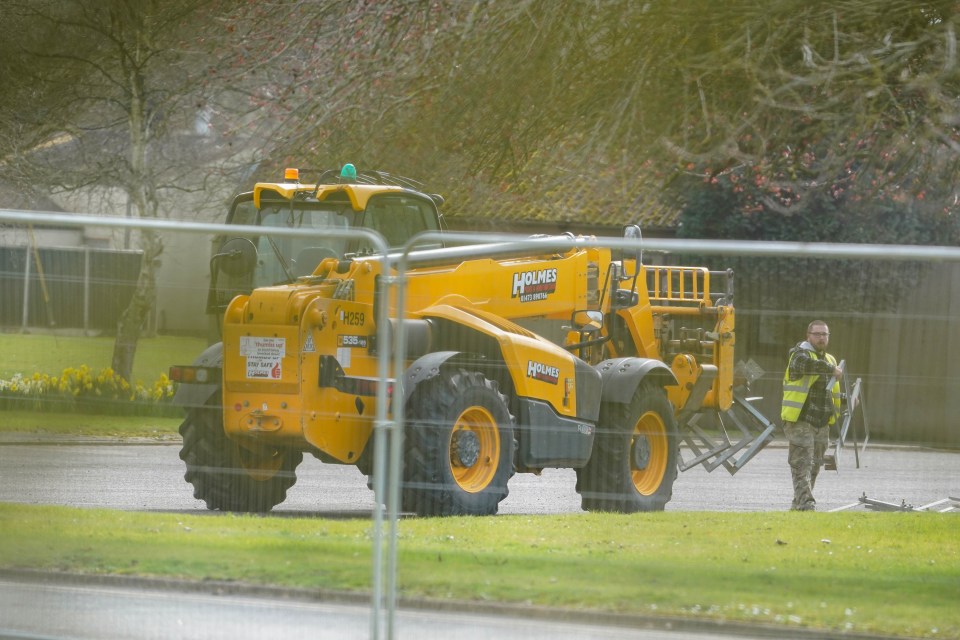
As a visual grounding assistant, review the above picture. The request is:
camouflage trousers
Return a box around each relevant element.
[782,420,829,511]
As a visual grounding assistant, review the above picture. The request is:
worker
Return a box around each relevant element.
[781,320,842,511]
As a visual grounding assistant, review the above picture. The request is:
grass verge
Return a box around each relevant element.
[0,333,207,382]
[0,409,181,438]
[0,333,197,435]
[0,503,956,638]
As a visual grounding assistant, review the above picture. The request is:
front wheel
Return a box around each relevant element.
[402,369,515,516]
[179,396,303,512]
[577,381,678,512]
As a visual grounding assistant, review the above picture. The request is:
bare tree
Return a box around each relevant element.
[0,0,246,380]
[201,0,452,183]
[2,0,956,382]
[284,1,958,233]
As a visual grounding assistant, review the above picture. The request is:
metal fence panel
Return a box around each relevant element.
[0,245,141,332]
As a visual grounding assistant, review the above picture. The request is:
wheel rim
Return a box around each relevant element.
[449,406,501,493]
[237,444,285,481]
[630,410,668,496]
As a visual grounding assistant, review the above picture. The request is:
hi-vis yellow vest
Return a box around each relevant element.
[781,349,841,425]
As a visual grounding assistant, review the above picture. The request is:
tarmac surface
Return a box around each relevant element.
[0,435,957,515]
[0,570,913,640]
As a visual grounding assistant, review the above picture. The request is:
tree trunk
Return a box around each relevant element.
[111,228,162,382]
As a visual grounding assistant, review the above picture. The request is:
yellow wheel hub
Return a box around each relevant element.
[449,406,501,493]
[630,410,668,496]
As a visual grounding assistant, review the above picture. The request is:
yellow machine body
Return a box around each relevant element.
[220,242,736,466]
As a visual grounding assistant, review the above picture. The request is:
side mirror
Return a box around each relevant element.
[620,224,643,278]
[572,310,603,333]
[211,237,258,277]
[207,237,258,315]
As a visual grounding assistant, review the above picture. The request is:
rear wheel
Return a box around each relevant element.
[402,369,515,516]
[577,381,678,512]
[178,396,302,512]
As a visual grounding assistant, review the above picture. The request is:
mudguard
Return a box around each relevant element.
[596,357,677,405]
[172,342,223,410]
[401,350,463,406]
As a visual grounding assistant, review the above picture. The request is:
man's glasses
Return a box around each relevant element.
[809,332,830,337]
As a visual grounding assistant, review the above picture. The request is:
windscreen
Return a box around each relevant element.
[254,203,352,284]
[360,194,442,252]
[215,192,441,295]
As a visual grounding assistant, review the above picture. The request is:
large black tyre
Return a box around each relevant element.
[402,369,515,517]
[178,397,303,513]
[577,381,679,512]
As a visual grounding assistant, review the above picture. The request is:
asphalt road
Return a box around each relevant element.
[0,439,957,515]
[0,575,794,640]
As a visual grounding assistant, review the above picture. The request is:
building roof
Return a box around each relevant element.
[444,170,682,235]
[0,178,65,213]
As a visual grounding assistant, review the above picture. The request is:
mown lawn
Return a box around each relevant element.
[0,409,181,437]
[0,333,202,434]
[0,333,207,382]
[0,504,956,639]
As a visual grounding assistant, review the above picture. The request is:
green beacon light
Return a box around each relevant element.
[340,163,357,181]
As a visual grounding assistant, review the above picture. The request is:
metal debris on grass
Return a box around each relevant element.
[829,493,960,512]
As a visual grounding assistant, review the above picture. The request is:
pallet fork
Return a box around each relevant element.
[676,359,777,476]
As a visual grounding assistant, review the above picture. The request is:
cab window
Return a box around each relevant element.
[361,195,441,251]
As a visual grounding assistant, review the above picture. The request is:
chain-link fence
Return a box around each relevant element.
[1,209,958,639]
